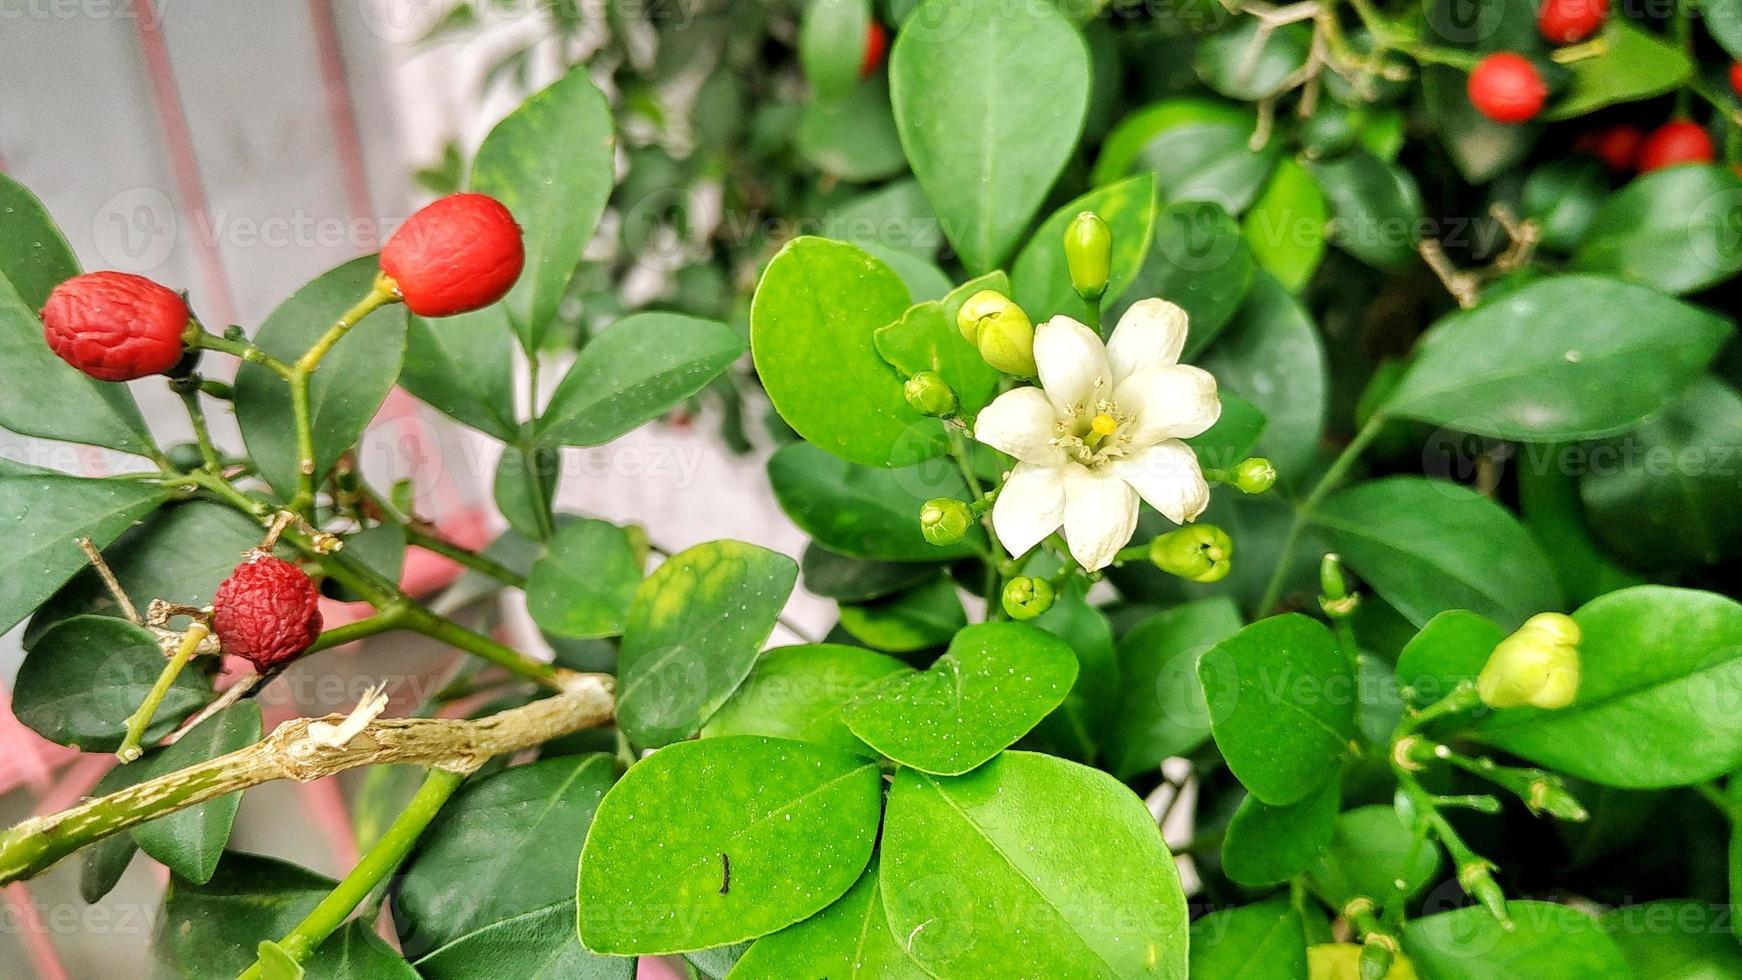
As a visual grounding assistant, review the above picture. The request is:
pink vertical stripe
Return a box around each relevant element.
[307,0,379,248]
[2,884,71,980]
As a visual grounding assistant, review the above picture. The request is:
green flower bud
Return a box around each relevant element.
[903,371,958,417]
[919,497,972,546]
[1232,457,1277,494]
[1358,937,1395,980]
[164,442,207,471]
[1148,524,1233,583]
[955,289,1006,344]
[956,290,1037,377]
[1308,944,1419,980]
[1526,777,1589,821]
[1476,612,1581,710]
[1457,859,1511,925]
[1064,211,1112,302]
[1001,576,1055,620]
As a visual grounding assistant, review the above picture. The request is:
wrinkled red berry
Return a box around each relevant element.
[1636,121,1716,172]
[40,271,189,381]
[1468,53,1547,125]
[860,22,888,79]
[1575,125,1643,173]
[212,553,324,670]
[1538,0,1607,44]
[380,193,525,318]
[1730,63,1742,100]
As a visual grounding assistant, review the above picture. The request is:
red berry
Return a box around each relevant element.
[40,271,189,381]
[1575,125,1643,173]
[860,22,888,80]
[380,193,525,318]
[1730,62,1742,100]
[212,553,324,671]
[1467,53,1547,124]
[1636,121,1716,172]
[1538,0,1607,44]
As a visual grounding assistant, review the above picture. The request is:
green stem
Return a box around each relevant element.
[175,386,224,472]
[189,330,295,379]
[239,767,468,979]
[406,525,527,587]
[399,604,562,688]
[1256,415,1386,615]
[289,278,400,517]
[305,611,406,655]
[116,623,209,763]
[516,443,559,542]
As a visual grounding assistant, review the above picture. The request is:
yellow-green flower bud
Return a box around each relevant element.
[1457,860,1511,925]
[1232,457,1277,495]
[1526,777,1589,821]
[956,289,1007,344]
[956,290,1037,377]
[903,371,958,417]
[1148,524,1233,583]
[1001,576,1055,620]
[1308,944,1418,980]
[919,497,972,546]
[1064,211,1112,302]
[1358,938,1396,980]
[1476,612,1581,710]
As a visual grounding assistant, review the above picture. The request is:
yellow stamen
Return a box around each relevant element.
[1090,413,1118,436]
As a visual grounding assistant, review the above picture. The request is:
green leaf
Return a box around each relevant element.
[1711,0,1742,60]
[324,521,405,603]
[151,853,334,980]
[235,255,408,498]
[1242,158,1328,291]
[525,518,642,639]
[257,940,304,980]
[396,755,616,957]
[415,900,633,979]
[12,615,210,751]
[729,859,927,978]
[537,313,744,447]
[797,76,910,183]
[1394,609,1503,708]
[889,0,1090,272]
[0,171,80,308]
[399,312,518,441]
[864,244,952,301]
[701,643,910,756]
[468,64,614,352]
[837,576,966,652]
[132,703,263,884]
[844,621,1077,774]
[1112,200,1254,358]
[751,237,939,467]
[494,447,558,543]
[1306,805,1441,909]
[1105,597,1244,779]
[305,921,421,979]
[1187,393,1267,473]
[80,759,152,901]
[1030,585,1120,761]
[1312,477,1562,630]
[799,543,943,602]
[617,540,799,747]
[1581,377,1742,570]
[1306,149,1423,270]
[1601,901,1742,979]
[1197,270,1326,482]
[873,299,1001,416]
[1546,21,1692,120]
[1472,586,1742,788]
[829,180,942,259]
[1523,159,1606,254]
[1093,98,1279,213]
[766,440,982,561]
[1222,780,1341,887]
[1383,275,1730,441]
[800,0,871,101]
[1572,164,1742,295]
[1189,899,1308,980]
[1200,614,1356,805]
[1402,902,1630,979]
[1195,20,1310,100]
[1011,174,1158,323]
[881,752,1189,977]
[577,736,883,954]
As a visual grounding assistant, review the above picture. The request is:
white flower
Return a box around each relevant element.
[973,298,1221,571]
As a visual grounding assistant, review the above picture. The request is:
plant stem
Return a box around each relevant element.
[305,611,407,655]
[289,278,400,517]
[116,623,209,764]
[1256,415,1386,615]
[406,525,527,587]
[399,603,563,689]
[175,386,224,472]
[515,443,559,542]
[239,767,468,978]
[188,330,295,379]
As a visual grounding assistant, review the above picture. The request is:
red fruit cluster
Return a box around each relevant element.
[1468,53,1546,124]
[212,553,324,671]
[860,22,888,79]
[1538,0,1607,44]
[40,271,189,381]
[1575,125,1644,172]
[380,193,525,318]
[1637,120,1715,172]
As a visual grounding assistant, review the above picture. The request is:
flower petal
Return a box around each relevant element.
[973,387,1065,466]
[1111,440,1209,525]
[1034,315,1111,417]
[1061,463,1139,571]
[993,461,1066,558]
[1106,298,1189,383]
[1116,363,1221,447]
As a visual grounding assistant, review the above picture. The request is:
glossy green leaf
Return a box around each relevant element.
[150,852,333,980]
[1473,586,1742,788]
[1312,477,1562,630]
[415,900,633,980]
[864,244,951,302]
[235,256,408,498]
[323,521,405,604]
[131,703,263,884]
[1200,614,1356,805]
[751,237,938,467]
[1393,609,1503,708]
[701,643,911,755]
[797,77,909,182]
[399,312,518,441]
[1711,0,1742,59]
[1307,149,1422,270]
[1011,174,1158,323]
[889,0,1090,272]
[800,0,871,101]
[493,447,558,543]
[1546,21,1692,120]
[1030,585,1120,762]
[616,540,798,747]
[881,752,1189,977]
[305,920,420,979]
[873,299,1000,416]
[799,543,943,603]
[1242,157,1328,291]
[1092,98,1279,213]
[1523,159,1606,254]
[1105,597,1244,779]
[1573,164,1742,296]
[577,736,883,954]
[729,859,927,978]
[1222,780,1341,887]
[12,615,210,751]
[524,518,642,639]
[0,171,80,308]
[1189,900,1308,980]
[468,64,615,351]
[829,179,942,259]
[1382,275,1730,441]
[1197,270,1325,482]
[396,755,616,957]
[1402,902,1630,980]
[1306,806,1441,908]
[536,313,744,447]
[844,621,1078,774]
[80,759,152,902]
[1113,200,1254,358]
[1601,901,1742,979]
[767,441,982,561]
[1195,21,1310,100]
[837,576,966,652]
[1186,393,1266,473]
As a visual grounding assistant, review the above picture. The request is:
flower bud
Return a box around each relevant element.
[1002,576,1055,620]
[1476,612,1581,710]
[1457,859,1511,925]
[1526,778,1589,821]
[1359,937,1396,980]
[1149,525,1233,583]
[1308,944,1419,980]
[1232,457,1277,494]
[1064,211,1112,302]
[903,371,958,417]
[919,498,972,546]
[956,290,1037,377]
